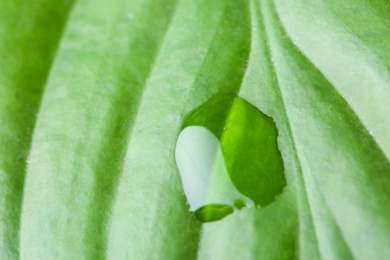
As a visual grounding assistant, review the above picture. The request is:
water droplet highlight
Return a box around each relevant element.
[175,94,286,222]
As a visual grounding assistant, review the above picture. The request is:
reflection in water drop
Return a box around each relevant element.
[175,94,286,222]
[176,127,254,214]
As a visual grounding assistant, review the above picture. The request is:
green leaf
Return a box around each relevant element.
[0,0,389,259]
[0,0,75,258]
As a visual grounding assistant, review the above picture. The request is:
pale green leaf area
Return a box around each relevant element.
[0,0,389,259]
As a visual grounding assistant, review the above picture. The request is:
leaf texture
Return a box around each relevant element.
[0,0,389,259]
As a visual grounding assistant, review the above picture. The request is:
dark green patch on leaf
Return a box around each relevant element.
[194,204,234,223]
[234,199,246,210]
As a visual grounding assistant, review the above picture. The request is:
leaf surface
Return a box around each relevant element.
[0,0,389,259]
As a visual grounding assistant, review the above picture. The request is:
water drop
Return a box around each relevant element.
[194,204,234,223]
[175,94,286,222]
